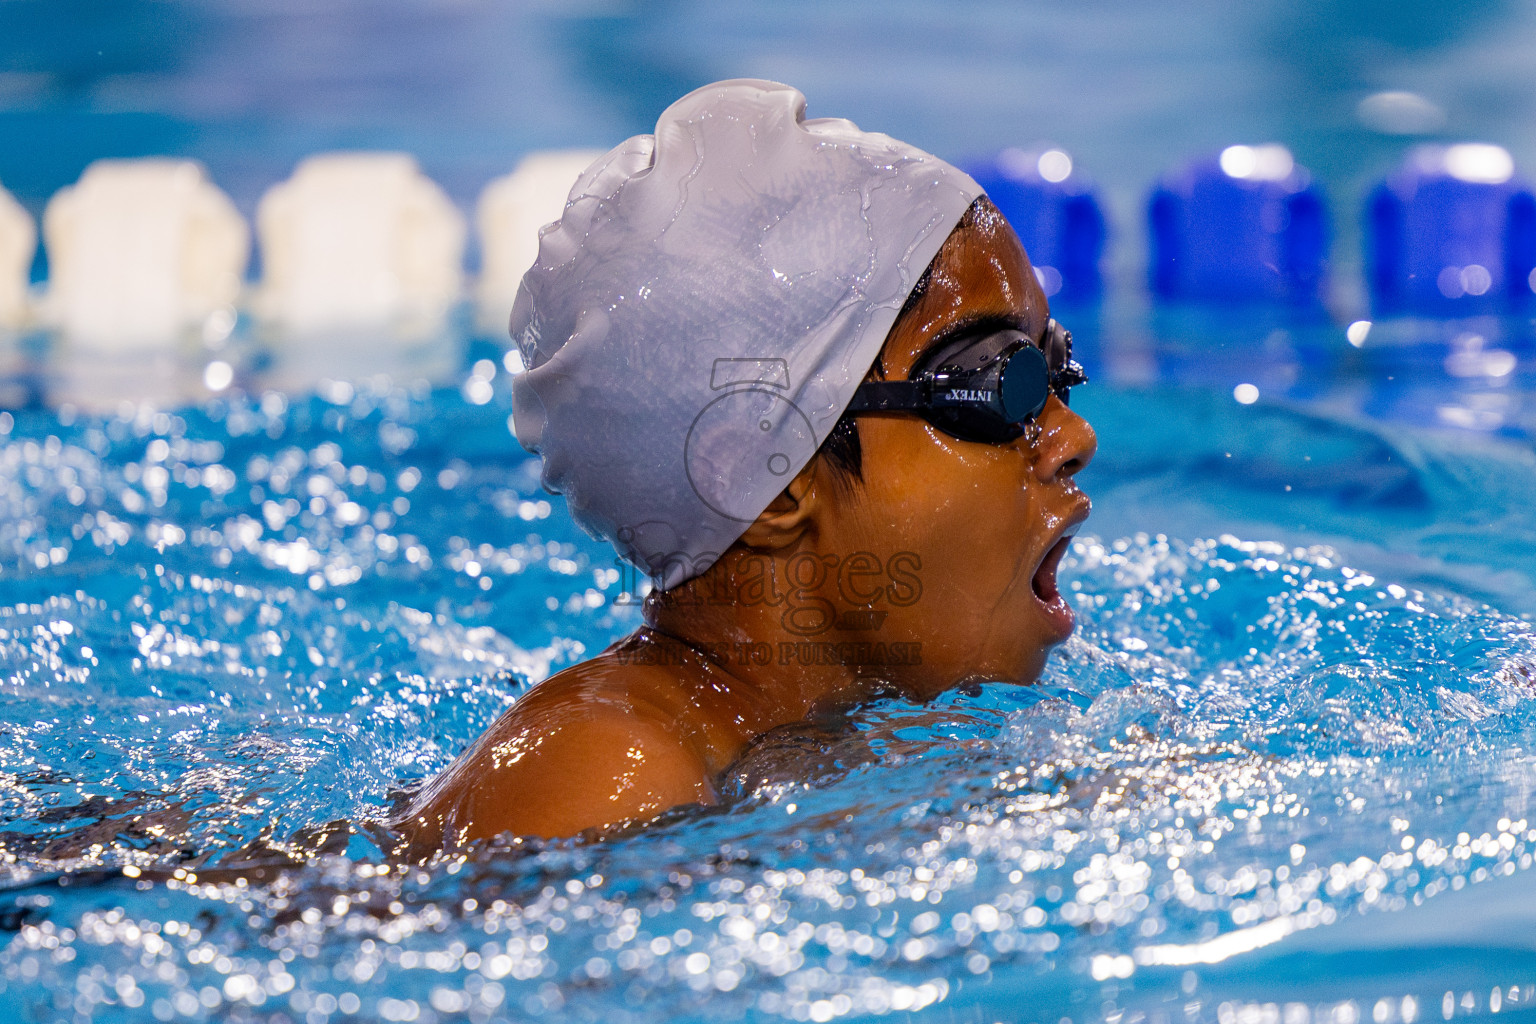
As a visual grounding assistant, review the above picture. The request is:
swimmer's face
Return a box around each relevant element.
[828,200,1096,693]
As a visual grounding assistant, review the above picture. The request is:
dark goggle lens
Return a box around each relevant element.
[848,317,1085,445]
[920,404,1023,445]
[921,324,1079,442]
[998,343,1050,422]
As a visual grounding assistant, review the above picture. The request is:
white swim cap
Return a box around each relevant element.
[511,79,982,589]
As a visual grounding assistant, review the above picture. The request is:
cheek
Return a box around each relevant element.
[857,428,1039,593]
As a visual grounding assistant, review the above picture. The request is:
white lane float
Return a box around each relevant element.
[255,152,465,344]
[0,181,35,332]
[475,149,603,334]
[41,159,247,349]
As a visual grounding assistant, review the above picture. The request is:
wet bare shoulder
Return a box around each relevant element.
[391,646,730,850]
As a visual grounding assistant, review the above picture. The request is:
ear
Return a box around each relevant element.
[736,459,820,551]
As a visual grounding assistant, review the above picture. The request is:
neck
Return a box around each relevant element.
[642,548,899,733]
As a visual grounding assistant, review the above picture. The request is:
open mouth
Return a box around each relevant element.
[1032,533,1074,604]
[1031,532,1077,638]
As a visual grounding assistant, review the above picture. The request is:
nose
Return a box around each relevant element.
[1031,395,1096,484]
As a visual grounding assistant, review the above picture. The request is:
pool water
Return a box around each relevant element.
[3,313,1536,1023]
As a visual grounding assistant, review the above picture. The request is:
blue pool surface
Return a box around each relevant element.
[8,1,1536,1020]
[3,311,1536,1022]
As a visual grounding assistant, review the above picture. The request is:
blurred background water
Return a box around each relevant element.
[6,3,1536,1024]
[6,0,1536,292]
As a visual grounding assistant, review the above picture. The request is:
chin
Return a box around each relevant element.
[979,643,1050,687]
[1018,649,1050,685]
[1014,621,1068,683]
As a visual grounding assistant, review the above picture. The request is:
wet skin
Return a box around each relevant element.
[393,201,1097,849]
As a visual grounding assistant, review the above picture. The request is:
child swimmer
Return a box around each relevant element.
[395,80,1096,848]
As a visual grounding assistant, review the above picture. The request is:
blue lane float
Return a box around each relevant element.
[1367,143,1536,314]
[1148,145,1328,304]
[962,147,1106,303]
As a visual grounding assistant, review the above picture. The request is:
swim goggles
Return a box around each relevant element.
[844,318,1088,444]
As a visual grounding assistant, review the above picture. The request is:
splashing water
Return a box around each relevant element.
[3,374,1536,1024]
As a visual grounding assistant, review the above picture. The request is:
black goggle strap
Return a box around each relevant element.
[1051,359,1088,399]
[844,379,931,414]
[845,358,1020,419]
[1043,319,1088,400]
[845,324,1087,418]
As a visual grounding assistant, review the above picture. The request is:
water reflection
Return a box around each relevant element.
[3,370,1536,1020]
[0,329,466,416]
